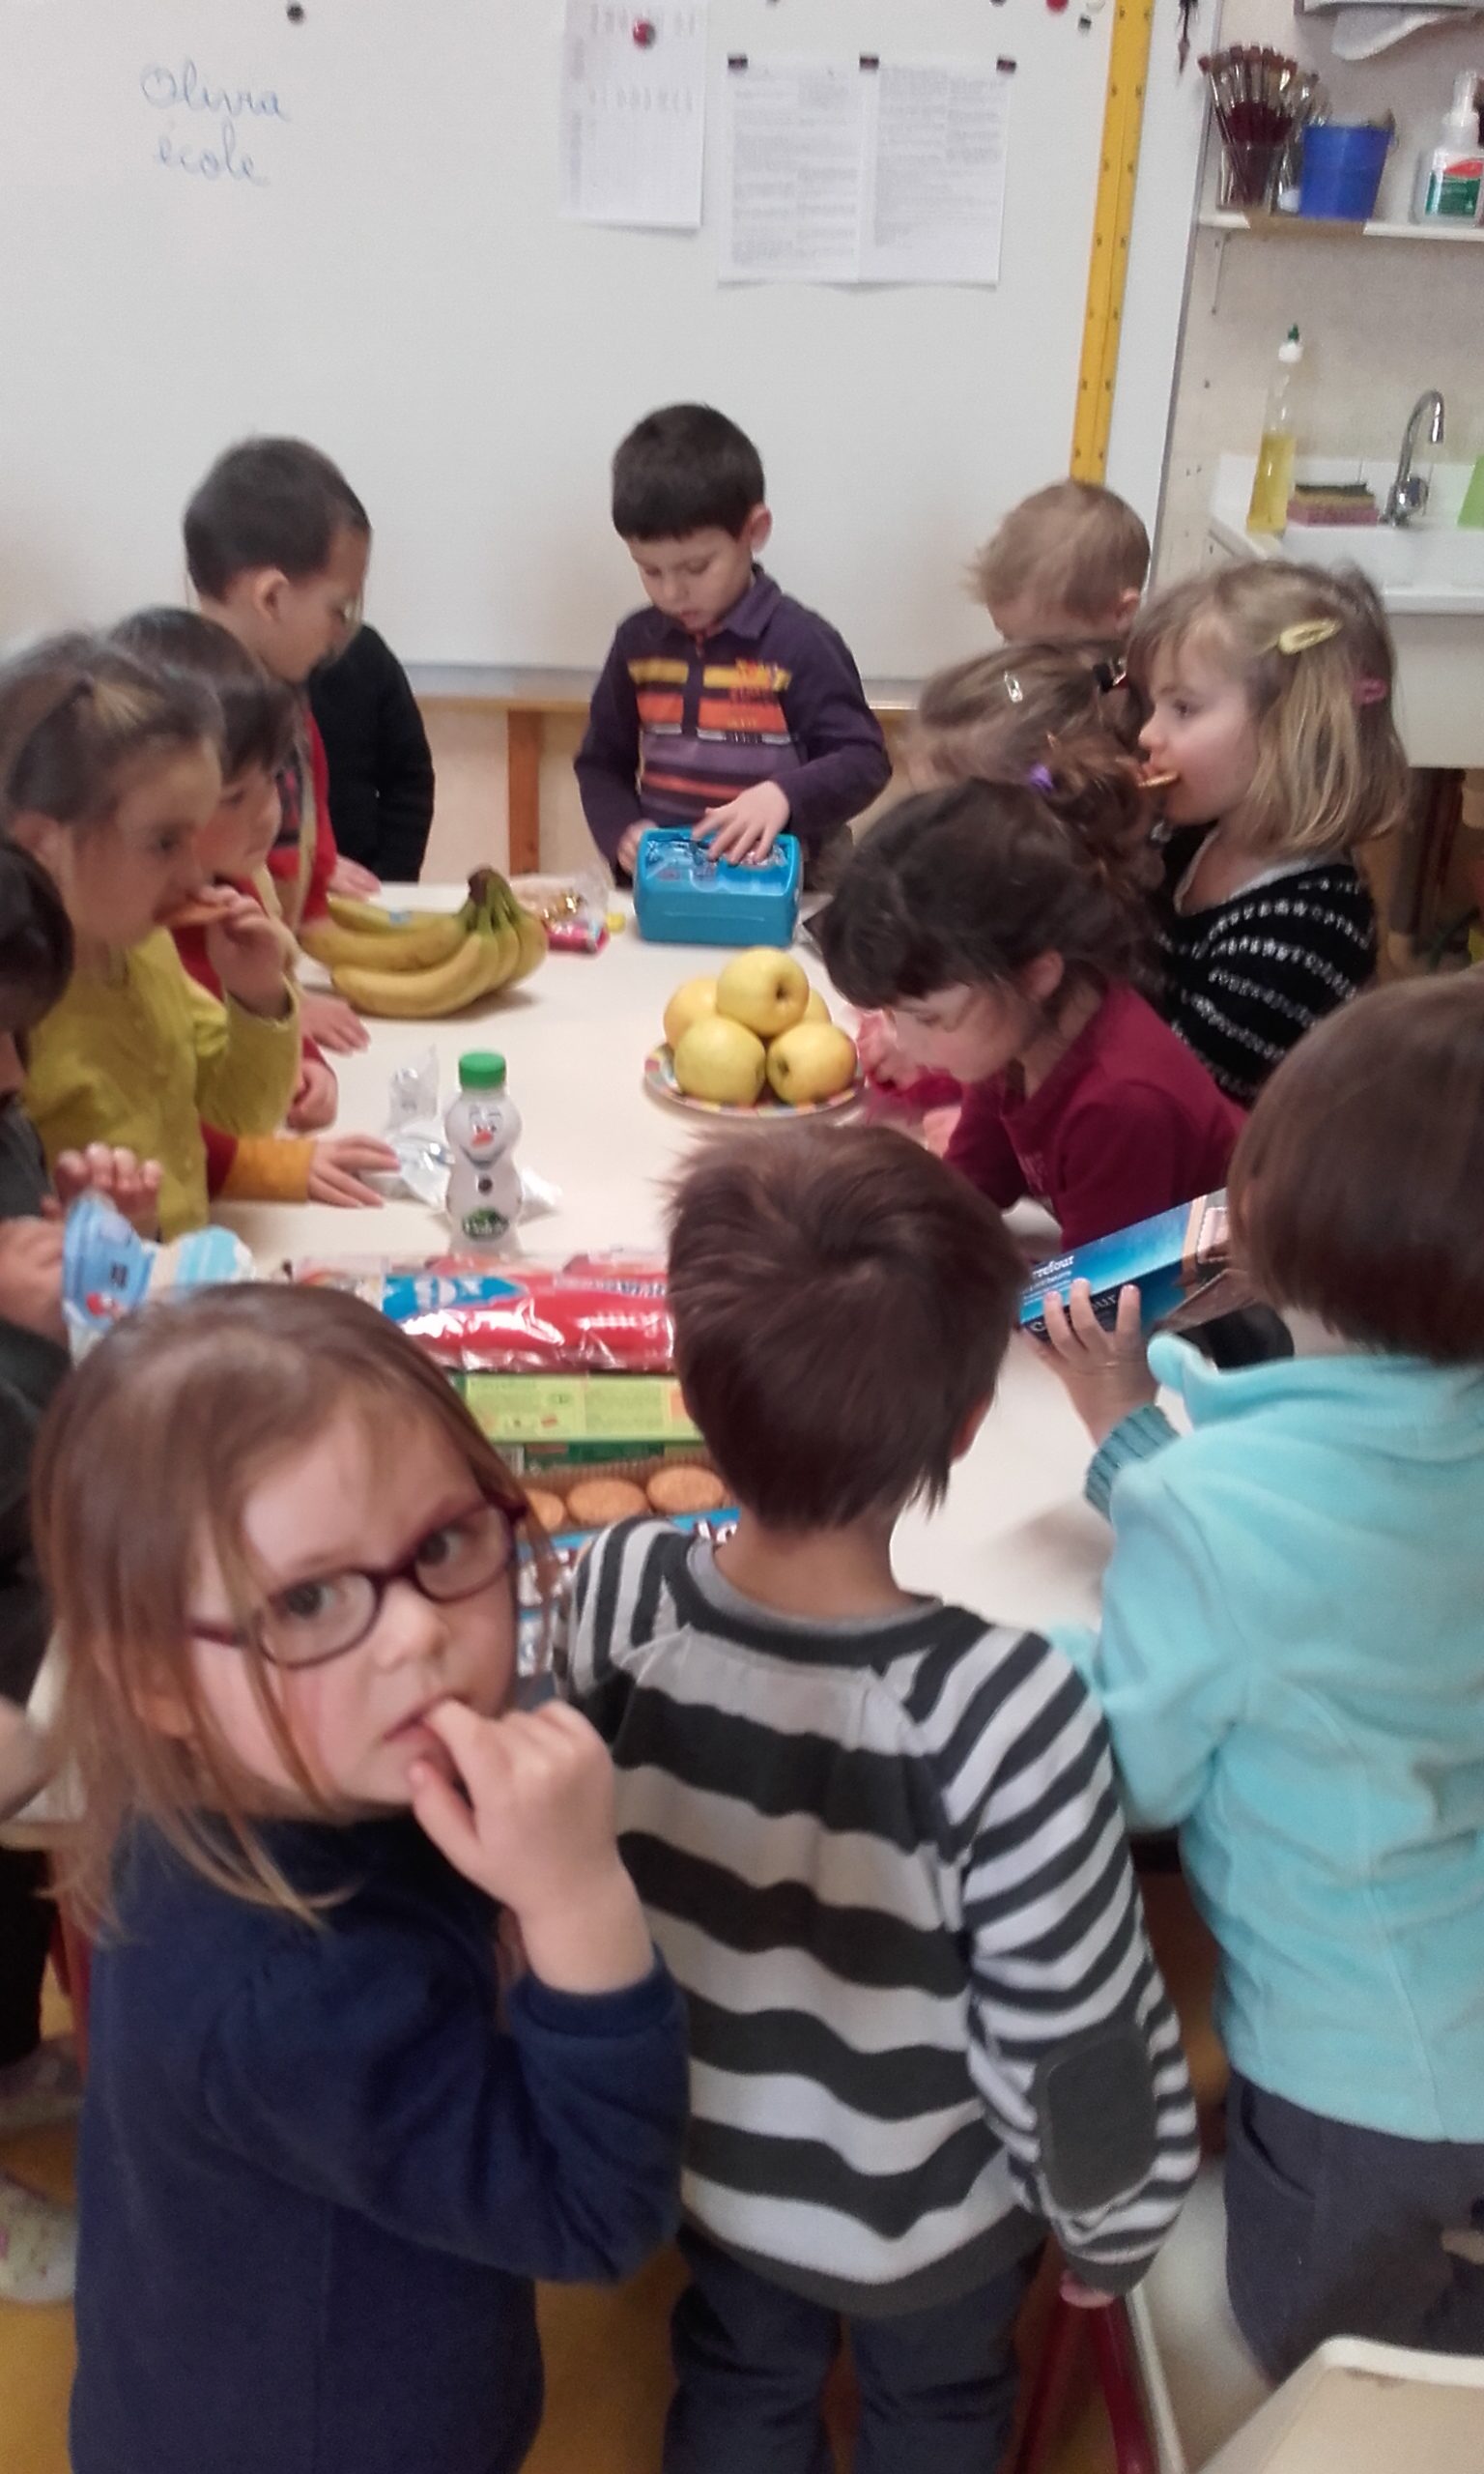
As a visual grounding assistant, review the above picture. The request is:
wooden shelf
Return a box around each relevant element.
[1200,207,1484,244]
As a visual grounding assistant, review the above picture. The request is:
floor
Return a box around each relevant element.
[0,1875,1219,2474]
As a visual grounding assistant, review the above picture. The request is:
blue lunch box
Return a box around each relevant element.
[633,827,802,948]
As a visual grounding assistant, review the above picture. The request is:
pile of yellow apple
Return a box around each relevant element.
[663,949,858,1108]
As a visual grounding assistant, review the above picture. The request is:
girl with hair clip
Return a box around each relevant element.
[905,638,1148,791]
[1042,973,1484,2381]
[1132,561,1408,1107]
[821,767,1241,1251]
[35,1282,687,2474]
[856,642,1149,1138]
[0,636,301,1238]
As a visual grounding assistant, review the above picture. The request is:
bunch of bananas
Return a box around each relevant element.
[300,870,548,1019]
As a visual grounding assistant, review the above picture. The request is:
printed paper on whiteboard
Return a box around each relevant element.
[863,63,1009,286]
[720,55,1011,287]
[718,59,864,285]
[560,0,707,230]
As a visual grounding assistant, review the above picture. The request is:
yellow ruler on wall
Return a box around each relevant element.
[1070,0,1158,481]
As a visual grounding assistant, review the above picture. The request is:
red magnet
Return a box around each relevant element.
[632,15,657,44]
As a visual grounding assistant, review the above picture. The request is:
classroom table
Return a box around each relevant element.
[218,891,1112,1643]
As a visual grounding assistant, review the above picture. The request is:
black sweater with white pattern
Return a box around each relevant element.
[1156,837,1377,1108]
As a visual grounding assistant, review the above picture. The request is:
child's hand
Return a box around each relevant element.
[856,1009,918,1090]
[287,1055,338,1132]
[695,781,790,866]
[329,854,382,899]
[1059,2272,1117,2311]
[614,822,645,878]
[306,1136,398,1207]
[1039,1280,1157,1443]
[411,1699,654,1997]
[0,1697,52,1825]
[51,1145,163,1237]
[206,891,296,1021]
[0,1220,64,1342]
[299,991,372,1054]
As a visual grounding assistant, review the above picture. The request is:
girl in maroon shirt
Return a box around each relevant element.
[820,768,1242,1251]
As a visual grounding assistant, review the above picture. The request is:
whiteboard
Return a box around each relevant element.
[0,0,1202,677]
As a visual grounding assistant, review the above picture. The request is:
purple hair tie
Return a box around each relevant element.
[1027,763,1054,793]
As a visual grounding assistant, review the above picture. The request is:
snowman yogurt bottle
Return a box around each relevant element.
[444,1050,523,1251]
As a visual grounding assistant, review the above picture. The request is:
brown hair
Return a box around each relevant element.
[0,841,73,1034]
[668,1123,1022,1530]
[973,481,1150,622]
[111,608,297,782]
[818,772,1157,1018]
[34,1283,545,1926]
[1229,974,1484,1363]
[908,640,1147,790]
[184,437,370,598]
[0,634,221,838]
[1128,561,1409,858]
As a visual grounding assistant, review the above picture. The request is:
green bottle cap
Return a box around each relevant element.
[457,1051,506,1091]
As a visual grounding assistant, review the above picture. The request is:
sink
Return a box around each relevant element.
[1206,457,1484,766]
[1209,457,1484,617]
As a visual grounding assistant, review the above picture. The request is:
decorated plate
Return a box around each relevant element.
[643,1044,863,1120]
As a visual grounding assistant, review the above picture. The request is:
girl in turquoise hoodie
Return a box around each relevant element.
[1042,973,1484,2381]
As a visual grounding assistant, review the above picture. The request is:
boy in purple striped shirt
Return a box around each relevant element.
[576,405,891,886]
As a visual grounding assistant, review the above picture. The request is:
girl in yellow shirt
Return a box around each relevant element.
[0,637,300,1238]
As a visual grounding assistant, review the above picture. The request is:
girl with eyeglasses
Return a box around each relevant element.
[35,1280,687,2474]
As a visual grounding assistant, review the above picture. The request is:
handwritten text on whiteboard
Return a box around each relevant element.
[139,58,291,188]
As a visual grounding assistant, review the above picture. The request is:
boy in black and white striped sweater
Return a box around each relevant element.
[565,1124,1197,2474]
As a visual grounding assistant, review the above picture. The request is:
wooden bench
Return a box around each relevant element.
[413,668,921,875]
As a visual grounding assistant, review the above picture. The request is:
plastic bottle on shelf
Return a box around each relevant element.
[444,1051,523,1251]
[1412,72,1483,224]
[1246,326,1303,536]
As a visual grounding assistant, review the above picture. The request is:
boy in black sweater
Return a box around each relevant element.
[308,622,436,881]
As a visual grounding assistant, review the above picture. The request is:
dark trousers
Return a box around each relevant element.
[664,2226,1036,2474]
[0,1846,51,2068]
[1226,2073,1484,2382]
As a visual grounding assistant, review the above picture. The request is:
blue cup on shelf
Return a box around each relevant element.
[1298,123,1391,221]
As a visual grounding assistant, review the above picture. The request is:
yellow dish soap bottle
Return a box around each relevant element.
[1246,326,1303,536]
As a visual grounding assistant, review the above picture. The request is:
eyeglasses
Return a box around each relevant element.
[190,1498,522,1672]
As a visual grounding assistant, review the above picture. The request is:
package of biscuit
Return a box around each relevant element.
[1019,1192,1230,1341]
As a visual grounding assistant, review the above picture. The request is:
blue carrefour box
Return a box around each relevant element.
[1020,1193,1230,1340]
[633,827,801,949]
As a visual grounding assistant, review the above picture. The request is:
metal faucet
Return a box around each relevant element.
[1384,389,1445,526]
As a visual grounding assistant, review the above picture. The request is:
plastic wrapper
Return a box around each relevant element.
[62,1194,255,1361]
[287,1251,674,1373]
[511,871,612,955]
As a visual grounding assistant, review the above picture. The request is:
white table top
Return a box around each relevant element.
[218,892,1109,1637]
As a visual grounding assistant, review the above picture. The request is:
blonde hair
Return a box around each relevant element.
[909,640,1146,789]
[34,1284,547,1928]
[0,633,221,837]
[1128,563,1409,859]
[973,481,1150,622]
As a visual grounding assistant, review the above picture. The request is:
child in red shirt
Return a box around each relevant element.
[820,769,1241,1251]
[184,438,384,1056]
[856,641,1148,1146]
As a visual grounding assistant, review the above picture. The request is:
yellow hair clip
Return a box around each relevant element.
[1274,618,1342,656]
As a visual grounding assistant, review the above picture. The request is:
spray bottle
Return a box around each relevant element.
[1413,73,1483,225]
